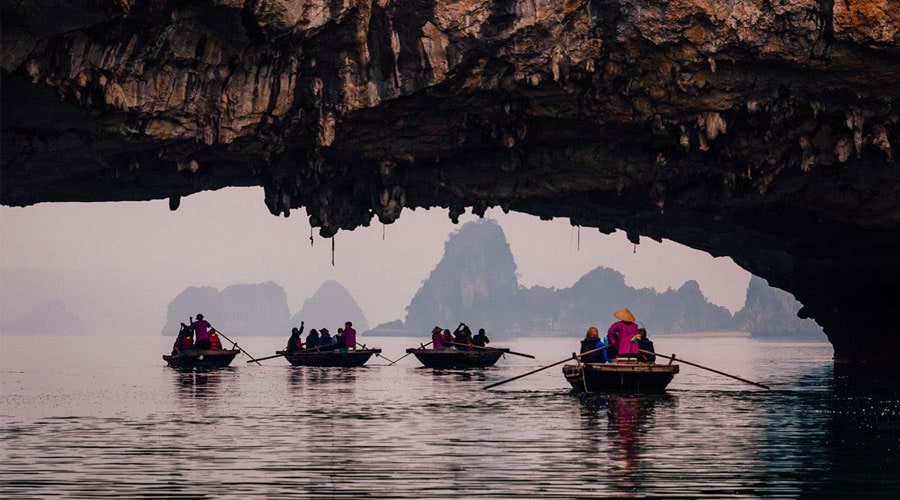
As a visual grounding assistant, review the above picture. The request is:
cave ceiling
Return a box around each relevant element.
[2,0,899,363]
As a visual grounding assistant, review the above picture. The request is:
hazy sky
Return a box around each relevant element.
[0,187,751,334]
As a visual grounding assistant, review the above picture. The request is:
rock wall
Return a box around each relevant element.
[2,1,899,363]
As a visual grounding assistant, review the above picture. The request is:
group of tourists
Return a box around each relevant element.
[580,308,656,364]
[171,315,361,355]
[285,320,358,352]
[430,323,490,350]
[173,314,224,353]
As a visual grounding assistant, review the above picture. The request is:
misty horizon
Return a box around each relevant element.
[1,187,752,336]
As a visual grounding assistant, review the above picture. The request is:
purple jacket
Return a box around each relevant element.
[608,321,640,356]
[191,319,211,342]
[432,331,446,349]
[342,327,356,347]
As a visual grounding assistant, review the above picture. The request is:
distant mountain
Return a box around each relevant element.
[557,270,736,334]
[1,299,85,335]
[161,281,291,336]
[403,220,519,336]
[368,219,739,339]
[735,276,826,339]
[291,280,369,332]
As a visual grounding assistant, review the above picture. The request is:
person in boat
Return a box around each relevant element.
[580,326,609,364]
[636,327,656,363]
[431,326,447,349]
[453,323,473,350]
[286,321,305,352]
[305,328,320,349]
[317,328,333,350]
[472,328,490,347]
[182,314,212,350]
[172,323,194,354]
[336,328,345,348]
[607,308,640,360]
[208,329,223,350]
[442,329,454,349]
[342,321,357,349]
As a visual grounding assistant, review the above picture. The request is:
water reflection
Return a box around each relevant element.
[428,368,489,383]
[574,393,672,495]
[170,367,232,400]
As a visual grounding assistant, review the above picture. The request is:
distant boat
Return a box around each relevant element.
[278,348,382,367]
[562,359,679,393]
[406,347,509,368]
[163,349,240,369]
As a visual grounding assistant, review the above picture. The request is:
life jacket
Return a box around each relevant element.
[209,332,222,350]
[181,334,194,349]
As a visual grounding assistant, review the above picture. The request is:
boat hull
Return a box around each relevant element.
[563,360,679,394]
[406,348,508,368]
[280,349,381,367]
[163,349,239,369]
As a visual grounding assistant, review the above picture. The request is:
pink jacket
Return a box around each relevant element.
[608,321,640,356]
[192,319,211,341]
[432,331,446,349]
[342,327,356,347]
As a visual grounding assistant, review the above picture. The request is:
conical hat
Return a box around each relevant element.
[613,308,636,322]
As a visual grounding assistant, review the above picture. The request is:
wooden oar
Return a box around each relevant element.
[450,342,535,359]
[483,345,609,389]
[360,344,398,364]
[246,352,286,363]
[642,350,770,390]
[389,340,433,365]
[213,329,262,365]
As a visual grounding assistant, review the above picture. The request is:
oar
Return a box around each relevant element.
[213,329,262,365]
[358,344,397,364]
[483,345,609,390]
[246,352,286,363]
[643,350,770,390]
[389,340,434,365]
[449,342,535,359]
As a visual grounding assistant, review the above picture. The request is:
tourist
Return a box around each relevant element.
[317,328,333,349]
[183,314,212,350]
[305,328,320,349]
[286,321,305,352]
[336,328,345,347]
[208,329,222,350]
[579,326,608,363]
[172,323,194,354]
[342,321,357,349]
[636,328,656,363]
[431,326,447,349]
[607,308,640,360]
[442,329,454,349]
[453,323,473,350]
[472,328,490,347]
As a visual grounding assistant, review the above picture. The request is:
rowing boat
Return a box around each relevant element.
[563,358,679,393]
[279,348,382,367]
[406,347,509,368]
[163,349,240,369]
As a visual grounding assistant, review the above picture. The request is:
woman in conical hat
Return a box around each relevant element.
[608,308,640,359]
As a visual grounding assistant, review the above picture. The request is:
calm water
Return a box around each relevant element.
[1,334,898,498]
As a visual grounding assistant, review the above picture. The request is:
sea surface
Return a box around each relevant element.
[1,333,898,499]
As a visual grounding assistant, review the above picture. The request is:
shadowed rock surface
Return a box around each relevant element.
[2,1,898,363]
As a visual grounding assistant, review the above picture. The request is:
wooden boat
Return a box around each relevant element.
[163,349,240,369]
[278,348,382,367]
[563,358,679,393]
[406,347,509,368]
